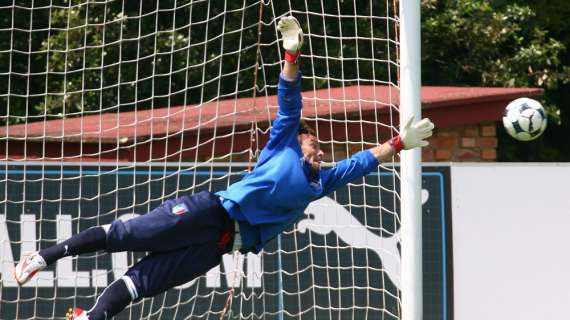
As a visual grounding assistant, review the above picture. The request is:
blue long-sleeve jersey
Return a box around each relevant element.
[216,72,379,253]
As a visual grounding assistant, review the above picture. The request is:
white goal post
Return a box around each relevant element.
[399,1,423,320]
[0,1,422,319]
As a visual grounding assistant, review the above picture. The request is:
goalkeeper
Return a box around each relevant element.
[14,17,434,320]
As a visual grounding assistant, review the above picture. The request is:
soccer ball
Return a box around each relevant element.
[502,98,547,141]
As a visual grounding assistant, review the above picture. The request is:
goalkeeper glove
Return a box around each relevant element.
[277,16,304,63]
[389,116,435,152]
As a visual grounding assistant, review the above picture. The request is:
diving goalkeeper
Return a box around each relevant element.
[14,17,434,320]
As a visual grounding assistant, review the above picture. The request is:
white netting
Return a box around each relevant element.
[0,0,401,319]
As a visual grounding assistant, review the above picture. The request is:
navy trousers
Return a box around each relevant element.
[105,191,235,298]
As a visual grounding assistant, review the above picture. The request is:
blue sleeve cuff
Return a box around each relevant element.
[278,71,302,89]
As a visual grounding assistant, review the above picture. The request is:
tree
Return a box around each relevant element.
[1,0,394,125]
[4,0,568,161]
[421,0,570,161]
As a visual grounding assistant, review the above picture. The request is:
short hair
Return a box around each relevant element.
[298,119,316,136]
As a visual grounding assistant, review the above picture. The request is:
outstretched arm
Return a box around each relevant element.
[261,17,304,156]
[321,116,434,193]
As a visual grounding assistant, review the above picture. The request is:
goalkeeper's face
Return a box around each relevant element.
[299,133,324,171]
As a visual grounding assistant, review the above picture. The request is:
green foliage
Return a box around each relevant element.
[422,0,570,161]
[423,0,569,90]
[0,0,264,123]
[40,3,220,116]
[1,0,395,126]
[2,0,569,161]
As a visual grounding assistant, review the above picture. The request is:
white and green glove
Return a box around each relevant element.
[277,16,304,63]
[390,116,435,152]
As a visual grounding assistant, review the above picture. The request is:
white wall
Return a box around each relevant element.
[451,163,570,320]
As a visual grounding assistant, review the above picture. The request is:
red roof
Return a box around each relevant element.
[0,85,543,144]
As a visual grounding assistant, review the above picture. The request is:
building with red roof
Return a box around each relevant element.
[0,85,542,163]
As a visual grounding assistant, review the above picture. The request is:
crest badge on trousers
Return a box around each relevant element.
[172,203,189,215]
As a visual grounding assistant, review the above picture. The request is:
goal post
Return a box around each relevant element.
[399,1,423,320]
[0,1,423,319]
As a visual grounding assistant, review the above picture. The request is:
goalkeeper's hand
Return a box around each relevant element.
[400,116,434,150]
[277,16,304,53]
[389,116,435,152]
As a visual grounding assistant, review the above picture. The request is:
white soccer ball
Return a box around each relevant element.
[502,97,547,141]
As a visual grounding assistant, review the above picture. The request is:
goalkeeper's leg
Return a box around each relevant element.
[15,191,231,285]
[74,239,232,320]
[15,226,107,285]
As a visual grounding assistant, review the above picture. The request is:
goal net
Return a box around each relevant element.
[0,0,403,319]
